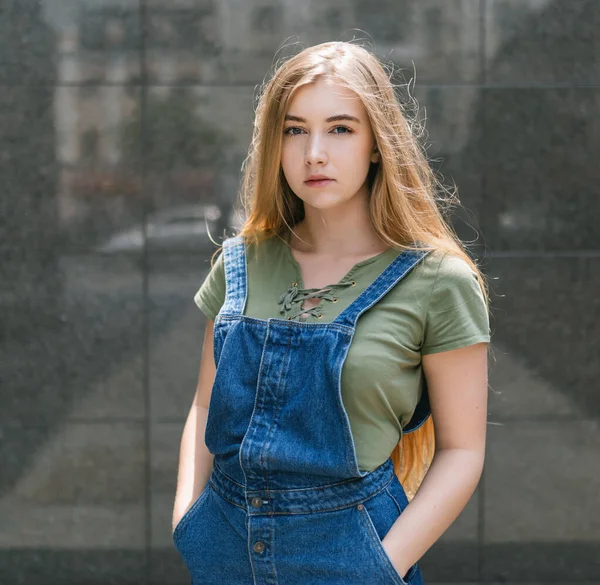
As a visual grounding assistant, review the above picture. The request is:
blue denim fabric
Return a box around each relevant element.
[174,235,432,584]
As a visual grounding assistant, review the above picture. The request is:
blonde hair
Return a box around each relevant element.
[211,40,490,500]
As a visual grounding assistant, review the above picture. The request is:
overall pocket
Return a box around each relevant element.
[356,477,420,585]
[172,482,213,544]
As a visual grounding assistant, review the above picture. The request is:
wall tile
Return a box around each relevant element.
[412,85,486,246]
[480,88,600,251]
[149,254,212,420]
[145,0,481,84]
[0,422,146,583]
[483,256,600,421]
[140,86,250,220]
[486,0,600,85]
[0,85,143,253]
[1,254,144,426]
[483,421,600,581]
[0,0,141,85]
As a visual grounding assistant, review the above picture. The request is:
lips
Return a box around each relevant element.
[305,178,334,187]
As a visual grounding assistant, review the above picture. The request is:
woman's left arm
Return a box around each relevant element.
[382,341,489,577]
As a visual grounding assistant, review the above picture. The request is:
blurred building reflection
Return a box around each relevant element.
[50,0,496,243]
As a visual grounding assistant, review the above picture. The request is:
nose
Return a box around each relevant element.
[304,134,328,166]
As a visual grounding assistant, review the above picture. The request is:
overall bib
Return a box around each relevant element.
[173,235,432,585]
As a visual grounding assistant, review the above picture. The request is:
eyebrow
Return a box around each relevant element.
[284,114,361,124]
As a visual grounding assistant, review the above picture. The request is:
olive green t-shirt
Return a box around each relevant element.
[194,234,491,472]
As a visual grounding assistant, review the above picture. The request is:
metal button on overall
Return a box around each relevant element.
[173,234,432,584]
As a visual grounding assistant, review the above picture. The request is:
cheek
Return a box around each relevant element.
[280,144,292,168]
[280,149,291,174]
[280,146,302,181]
[344,151,373,181]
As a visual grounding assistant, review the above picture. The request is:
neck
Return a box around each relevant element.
[290,193,386,257]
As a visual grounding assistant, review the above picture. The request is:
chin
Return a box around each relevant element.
[308,191,358,209]
[301,195,348,211]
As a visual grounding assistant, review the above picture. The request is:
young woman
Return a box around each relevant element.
[172,41,491,585]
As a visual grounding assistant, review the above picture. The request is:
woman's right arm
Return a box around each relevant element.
[172,318,217,533]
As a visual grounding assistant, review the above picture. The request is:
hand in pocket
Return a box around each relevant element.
[381,537,409,583]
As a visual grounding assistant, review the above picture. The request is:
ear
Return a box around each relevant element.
[370,148,380,164]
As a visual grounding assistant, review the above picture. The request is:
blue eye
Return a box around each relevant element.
[283,125,353,136]
[332,126,352,134]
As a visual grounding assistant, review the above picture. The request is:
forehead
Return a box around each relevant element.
[286,78,365,118]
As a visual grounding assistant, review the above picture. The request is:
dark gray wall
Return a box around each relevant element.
[0,1,598,583]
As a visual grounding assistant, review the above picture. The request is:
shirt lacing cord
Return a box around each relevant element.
[277,280,356,321]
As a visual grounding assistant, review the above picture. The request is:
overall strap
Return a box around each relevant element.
[333,248,432,329]
[332,246,434,435]
[220,235,248,316]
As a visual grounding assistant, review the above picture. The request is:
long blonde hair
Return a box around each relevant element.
[212,40,490,500]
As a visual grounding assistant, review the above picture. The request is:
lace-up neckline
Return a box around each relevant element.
[277,230,394,321]
[278,280,356,321]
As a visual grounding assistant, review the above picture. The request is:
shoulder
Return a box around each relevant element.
[241,233,284,266]
[209,247,226,275]
[403,249,447,289]
[193,248,226,320]
[424,251,485,312]
[433,250,481,289]
[394,248,480,288]
[417,249,477,280]
[420,251,491,354]
[436,251,479,279]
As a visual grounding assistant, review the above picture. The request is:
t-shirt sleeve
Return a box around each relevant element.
[421,252,491,355]
[193,251,226,321]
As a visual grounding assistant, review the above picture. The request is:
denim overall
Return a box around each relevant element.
[173,235,432,585]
